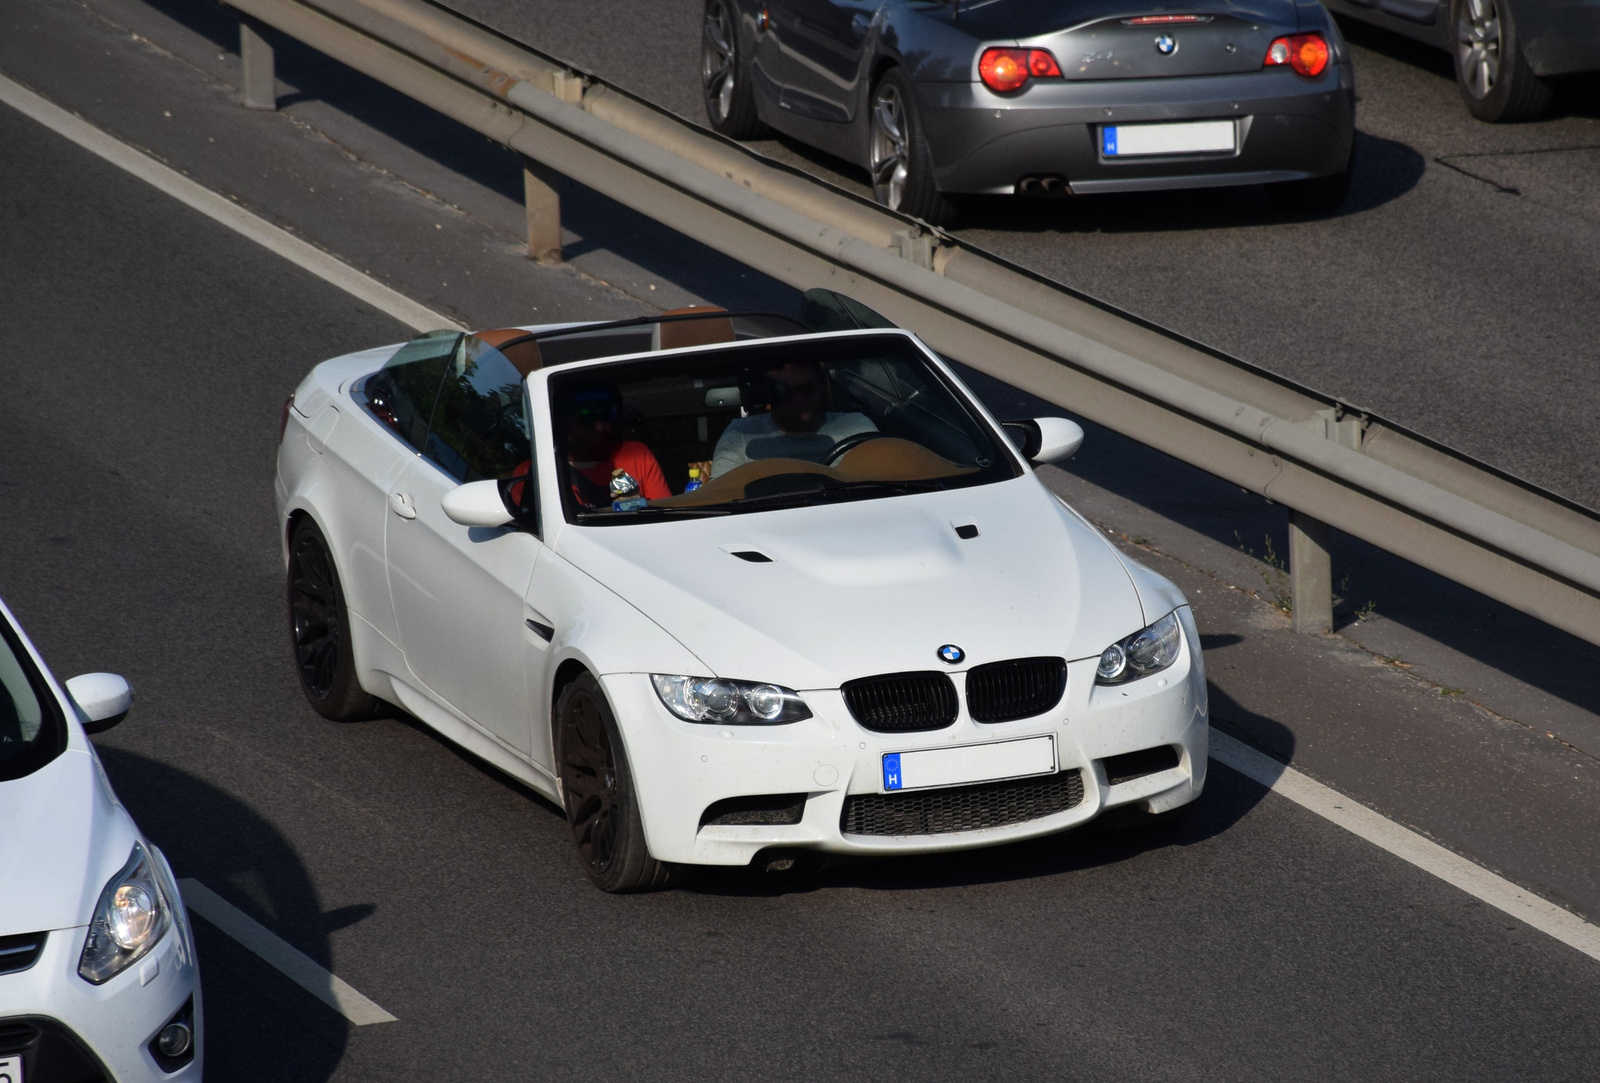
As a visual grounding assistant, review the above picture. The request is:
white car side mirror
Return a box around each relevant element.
[441,479,515,528]
[1004,417,1084,464]
[65,673,133,733]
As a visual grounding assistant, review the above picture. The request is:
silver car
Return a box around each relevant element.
[702,0,1357,222]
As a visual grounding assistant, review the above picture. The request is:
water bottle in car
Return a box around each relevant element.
[685,467,703,492]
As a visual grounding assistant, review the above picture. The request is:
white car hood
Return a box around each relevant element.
[0,747,135,936]
[555,475,1147,689]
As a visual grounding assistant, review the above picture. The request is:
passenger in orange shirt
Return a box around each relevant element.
[557,382,670,508]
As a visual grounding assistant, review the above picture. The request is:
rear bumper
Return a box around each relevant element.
[917,65,1355,195]
[611,608,1209,867]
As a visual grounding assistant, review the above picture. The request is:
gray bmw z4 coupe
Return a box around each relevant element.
[702,0,1357,224]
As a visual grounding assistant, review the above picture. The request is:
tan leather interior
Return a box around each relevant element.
[652,306,735,351]
[472,328,543,377]
[650,439,975,507]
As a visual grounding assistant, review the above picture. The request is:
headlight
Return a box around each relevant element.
[651,675,811,725]
[1095,611,1183,685]
[79,843,172,984]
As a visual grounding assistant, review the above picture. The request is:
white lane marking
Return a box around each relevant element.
[1210,729,1600,965]
[0,71,462,334]
[178,878,397,1025]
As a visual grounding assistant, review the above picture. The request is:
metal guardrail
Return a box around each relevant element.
[225,0,1600,646]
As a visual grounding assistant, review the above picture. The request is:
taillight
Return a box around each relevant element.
[1263,33,1329,78]
[978,48,1062,93]
[279,394,295,444]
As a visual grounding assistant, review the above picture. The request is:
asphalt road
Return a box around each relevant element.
[440,0,1600,511]
[4,75,1600,1082]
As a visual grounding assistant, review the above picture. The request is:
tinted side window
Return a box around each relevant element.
[0,619,65,782]
[425,337,531,485]
[365,330,460,450]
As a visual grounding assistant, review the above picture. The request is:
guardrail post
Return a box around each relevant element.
[239,15,276,111]
[1288,510,1334,634]
[523,158,562,263]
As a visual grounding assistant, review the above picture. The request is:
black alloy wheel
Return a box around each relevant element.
[556,673,681,893]
[702,0,767,138]
[1452,0,1553,122]
[286,519,379,721]
[868,68,957,227]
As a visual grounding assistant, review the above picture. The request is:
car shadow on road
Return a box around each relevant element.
[687,686,1292,899]
[95,747,353,1083]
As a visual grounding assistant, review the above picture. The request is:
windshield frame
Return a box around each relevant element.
[0,609,68,784]
[538,329,1028,528]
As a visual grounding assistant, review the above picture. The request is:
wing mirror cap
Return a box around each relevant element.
[65,673,133,733]
[1003,417,1084,464]
[441,479,516,528]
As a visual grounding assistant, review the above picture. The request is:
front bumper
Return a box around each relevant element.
[0,853,202,1082]
[610,608,1208,867]
[917,66,1355,195]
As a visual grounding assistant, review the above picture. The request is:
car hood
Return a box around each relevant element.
[951,0,1299,40]
[554,476,1148,690]
[0,748,136,936]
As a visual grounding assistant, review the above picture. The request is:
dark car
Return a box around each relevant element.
[1324,0,1599,121]
[701,0,1357,223]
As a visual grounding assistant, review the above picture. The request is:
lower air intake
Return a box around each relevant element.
[841,770,1083,836]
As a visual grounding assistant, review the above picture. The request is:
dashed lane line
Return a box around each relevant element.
[0,70,462,335]
[1211,729,1600,965]
[179,879,397,1026]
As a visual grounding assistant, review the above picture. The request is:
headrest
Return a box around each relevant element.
[471,328,543,377]
[652,306,734,351]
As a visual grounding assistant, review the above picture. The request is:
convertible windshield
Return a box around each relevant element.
[547,332,1020,523]
[0,617,65,782]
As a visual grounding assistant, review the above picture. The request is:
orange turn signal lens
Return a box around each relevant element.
[1263,33,1330,78]
[979,48,1061,93]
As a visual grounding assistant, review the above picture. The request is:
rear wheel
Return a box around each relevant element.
[702,0,768,138]
[869,68,958,227]
[1452,0,1553,122]
[556,673,682,893]
[286,519,380,721]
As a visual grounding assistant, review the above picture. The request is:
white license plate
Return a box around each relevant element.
[0,1054,22,1083]
[1102,120,1236,157]
[882,735,1055,792]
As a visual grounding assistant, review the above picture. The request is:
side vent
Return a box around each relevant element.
[730,550,772,563]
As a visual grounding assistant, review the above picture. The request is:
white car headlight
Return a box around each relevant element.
[79,842,172,984]
[1095,611,1183,685]
[651,675,811,725]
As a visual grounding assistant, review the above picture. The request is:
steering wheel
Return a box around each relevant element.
[823,431,887,465]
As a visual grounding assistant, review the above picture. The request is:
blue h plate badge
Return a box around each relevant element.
[1102,126,1119,156]
[882,752,903,791]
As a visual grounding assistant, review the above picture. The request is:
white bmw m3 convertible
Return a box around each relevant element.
[275,290,1207,892]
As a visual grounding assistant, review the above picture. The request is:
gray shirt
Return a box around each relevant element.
[710,412,878,479]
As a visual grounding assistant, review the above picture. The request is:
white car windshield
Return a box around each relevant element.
[0,619,64,782]
[547,332,1021,523]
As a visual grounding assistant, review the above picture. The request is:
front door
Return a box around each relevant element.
[385,336,546,756]
[766,0,874,124]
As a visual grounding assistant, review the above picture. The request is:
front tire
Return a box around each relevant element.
[702,0,768,139]
[1452,0,1553,122]
[556,673,681,893]
[286,518,380,721]
[869,68,958,227]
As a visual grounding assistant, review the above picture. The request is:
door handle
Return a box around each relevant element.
[389,491,417,520]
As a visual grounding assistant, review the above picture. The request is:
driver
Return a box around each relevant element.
[557,382,670,508]
[708,360,876,479]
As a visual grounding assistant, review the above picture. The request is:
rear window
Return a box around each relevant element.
[0,618,66,783]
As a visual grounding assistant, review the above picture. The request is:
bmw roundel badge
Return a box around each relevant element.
[937,644,965,665]
[1155,33,1178,56]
